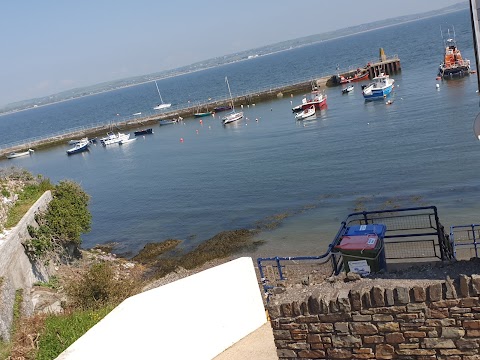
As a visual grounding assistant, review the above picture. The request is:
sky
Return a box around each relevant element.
[0,0,466,107]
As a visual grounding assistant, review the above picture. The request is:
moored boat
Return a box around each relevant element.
[194,111,212,118]
[119,137,136,145]
[438,29,470,78]
[100,132,130,146]
[340,71,369,84]
[342,85,354,94]
[222,77,243,125]
[292,92,327,111]
[6,149,34,159]
[294,105,316,120]
[153,81,172,110]
[67,140,89,155]
[214,105,232,113]
[362,73,395,101]
[134,128,154,136]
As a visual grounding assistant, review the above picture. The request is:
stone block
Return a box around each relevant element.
[331,334,362,347]
[459,274,471,298]
[334,322,349,334]
[363,335,384,344]
[407,303,427,312]
[297,315,319,323]
[461,297,480,308]
[456,338,480,349]
[350,322,378,335]
[428,283,443,302]
[330,299,339,313]
[327,348,352,359]
[300,301,309,316]
[385,332,405,344]
[281,303,293,317]
[426,308,448,319]
[292,301,302,316]
[371,286,385,307]
[308,322,334,333]
[337,294,351,313]
[441,327,465,338]
[267,304,281,319]
[349,290,362,311]
[375,344,395,359]
[464,319,480,329]
[423,338,455,348]
[383,288,394,306]
[362,290,372,308]
[396,313,419,321]
[394,287,410,304]
[377,322,400,332]
[373,314,393,322]
[466,329,480,337]
[412,286,427,302]
[395,349,436,356]
[318,313,351,322]
[472,274,480,295]
[404,331,426,338]
[297,349,326,358]
[291,328,308,340]
[307,333,322,343]
[277,349,297,358]
[286,342,309,350]
[445,277,458,299]
[352,314,372,322]
[273,329,292,340]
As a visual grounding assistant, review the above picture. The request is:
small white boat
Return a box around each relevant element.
[295,105,316,120]
[67,140,89,155]
[342,85,354,94]
[68,137,89,145]
[153,81,172,110]
[100,132,130,146]
[6,149,34,159]
[119,137,136,145]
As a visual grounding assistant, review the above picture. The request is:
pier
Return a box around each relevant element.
[0,50,401,158]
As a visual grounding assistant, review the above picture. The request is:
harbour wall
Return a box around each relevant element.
[0,56,402,158]
[267,275,480,359]
[0,191,53,341]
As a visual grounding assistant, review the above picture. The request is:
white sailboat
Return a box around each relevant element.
[153,81,172,110]
[222,77,243,125]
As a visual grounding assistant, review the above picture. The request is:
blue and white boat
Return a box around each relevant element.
[66,139,89,155]
[362,73,395,101]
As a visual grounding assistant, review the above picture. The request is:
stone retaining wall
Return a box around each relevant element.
[268,275,480,359]
[0,191,52,341]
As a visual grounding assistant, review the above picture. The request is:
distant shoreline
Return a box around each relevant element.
[0,7,465,116]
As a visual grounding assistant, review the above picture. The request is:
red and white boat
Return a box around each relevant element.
[292,92,327,112]
[339,71,369,84]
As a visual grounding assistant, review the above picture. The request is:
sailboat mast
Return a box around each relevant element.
[225,76,235,111]
[155,81,164,104]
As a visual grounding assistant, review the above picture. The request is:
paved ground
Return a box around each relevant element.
[213,322,278,360]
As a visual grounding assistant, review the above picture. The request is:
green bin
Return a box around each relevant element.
[335,234,386,275]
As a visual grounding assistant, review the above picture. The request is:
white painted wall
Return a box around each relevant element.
[57,257,267,360]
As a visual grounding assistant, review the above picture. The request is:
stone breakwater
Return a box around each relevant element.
[0,77,329,158]
[268,275,480,359]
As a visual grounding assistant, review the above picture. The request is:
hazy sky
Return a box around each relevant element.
[1,0,465,107]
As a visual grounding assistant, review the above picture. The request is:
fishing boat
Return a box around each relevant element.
[222,77,244,125]
[292,91,327,111]
[342,85,354,94]
[153,81,172,110]
[438,28,471,78]
[100,132,130,146]
[6,149,34,159]
[134,128,153,136]
[66,139,89,155]
[194,111,212,118]
[294,105,316,120]
[339,71,369,84]
[362,73,395,101]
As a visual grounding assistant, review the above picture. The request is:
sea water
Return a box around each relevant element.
[1,10,479,259]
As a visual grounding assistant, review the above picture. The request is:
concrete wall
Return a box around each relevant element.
[57,257,267,360]
[0,191,52,341]
[268,275,480,359]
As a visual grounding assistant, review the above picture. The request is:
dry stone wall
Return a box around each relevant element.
[268,275,480,359]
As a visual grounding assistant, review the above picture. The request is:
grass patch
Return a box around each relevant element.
[5,179,54,229]
[34,275,60,290]
[36,306,113,360]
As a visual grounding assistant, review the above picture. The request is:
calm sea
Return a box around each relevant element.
[1,10,479,258]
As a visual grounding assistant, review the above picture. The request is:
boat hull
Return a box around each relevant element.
[134,128,153,136]
[222,111,243,125]
[439,65,470,78]
[194,112,212,118]
[363,84,394,100]
[6,149,34,159]
[67,143,89,155]
[340,71,369,84]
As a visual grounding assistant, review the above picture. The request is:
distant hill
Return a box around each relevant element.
[0,2,468,114]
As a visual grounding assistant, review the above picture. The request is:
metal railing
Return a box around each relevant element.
[450,224,480,259]
[257,206,453,299]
